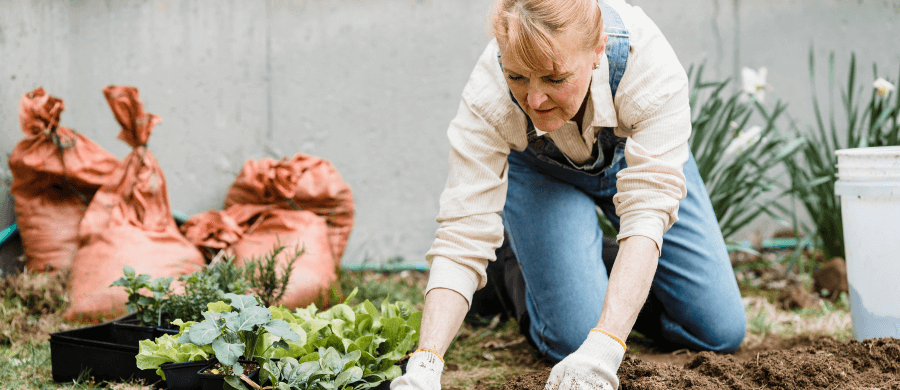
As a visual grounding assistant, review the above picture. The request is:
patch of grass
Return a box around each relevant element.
[1,269,71,345]
[0,341,54,389]
[336,269,427,309]
[739,281,784,305]
[741,293,852,349]
[748,306,774,336]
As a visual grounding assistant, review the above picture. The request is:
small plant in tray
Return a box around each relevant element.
[111,265,173,327]
[178,293,302,388]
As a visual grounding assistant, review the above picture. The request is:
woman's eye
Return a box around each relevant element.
[546,77,567,84]
[507,74,525,82]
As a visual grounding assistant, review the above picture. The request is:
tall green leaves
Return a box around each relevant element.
[782,49,900,260]
[687,64,804,239]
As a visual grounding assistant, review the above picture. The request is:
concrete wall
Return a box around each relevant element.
[1,0,899,265]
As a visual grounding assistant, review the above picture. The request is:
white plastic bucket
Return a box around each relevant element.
[834,146,900,340]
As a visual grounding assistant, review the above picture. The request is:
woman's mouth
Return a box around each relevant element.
[533,107,556,117]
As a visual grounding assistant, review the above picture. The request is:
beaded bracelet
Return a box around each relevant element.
[590,328,627,351]
[413,348,445,363]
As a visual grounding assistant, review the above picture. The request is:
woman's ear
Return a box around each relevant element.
[594,33,608,65]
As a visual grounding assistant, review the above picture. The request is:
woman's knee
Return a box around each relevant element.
[527,298,603,361]
[702,311,747,353]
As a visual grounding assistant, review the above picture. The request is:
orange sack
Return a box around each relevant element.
[224,154,354,261]
[7,88,119,273]
[65,86,204,321]
[180,208,245,250]
[181,204,337,309]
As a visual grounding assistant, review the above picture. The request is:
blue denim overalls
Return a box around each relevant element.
[495,0,747,363]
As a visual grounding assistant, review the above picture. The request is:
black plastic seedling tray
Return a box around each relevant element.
[197,360,259,390]
[49,321,164,387]
[161,359,211,390]
[110,313,179,346]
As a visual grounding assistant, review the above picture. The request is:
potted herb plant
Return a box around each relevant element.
[109,265,177,346]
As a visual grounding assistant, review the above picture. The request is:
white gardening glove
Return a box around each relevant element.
[544,329,626,390]
[390,349,444,390]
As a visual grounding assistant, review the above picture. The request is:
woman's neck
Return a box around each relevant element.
[573,89,591,132]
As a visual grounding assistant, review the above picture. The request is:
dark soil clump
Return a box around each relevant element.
[502,337,900,390]
[201,361,260,376]
[813,257,848,300]
[501,368,551,390]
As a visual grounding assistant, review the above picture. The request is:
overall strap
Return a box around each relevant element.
[598,0,630,99]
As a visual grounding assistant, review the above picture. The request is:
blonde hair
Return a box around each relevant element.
[490,0,604,73]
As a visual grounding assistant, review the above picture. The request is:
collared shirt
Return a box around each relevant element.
[425,0,692,307]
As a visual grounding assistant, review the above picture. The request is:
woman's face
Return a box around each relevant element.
[500,30,604,132]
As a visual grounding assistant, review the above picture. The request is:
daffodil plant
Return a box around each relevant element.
[687,63,804,240]
[780,50,900,262]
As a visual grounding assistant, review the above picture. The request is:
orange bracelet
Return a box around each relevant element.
[590,328,627,351]
[413,348,445,363]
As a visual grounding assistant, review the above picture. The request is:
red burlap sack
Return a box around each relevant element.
[65,86,204,321]
[227,207,336,309]
[7,88,119,273]
[224,154,354,261]
[180,204,337,308]
[180,209,245,250]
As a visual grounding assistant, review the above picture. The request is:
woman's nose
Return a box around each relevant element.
[527,85,548,110]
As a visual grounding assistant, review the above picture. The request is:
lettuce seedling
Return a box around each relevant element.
[135,319,213,379]
[272,288,422,389]
[178,293,302,379]
[259,347,364,390]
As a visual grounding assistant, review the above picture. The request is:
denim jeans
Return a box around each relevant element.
[500,137,746,363]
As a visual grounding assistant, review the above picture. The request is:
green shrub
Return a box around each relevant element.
[243,243,302,308]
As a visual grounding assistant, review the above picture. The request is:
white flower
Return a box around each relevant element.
[724,125,762,157]
[742,67,770,103]
[873,77,896,97]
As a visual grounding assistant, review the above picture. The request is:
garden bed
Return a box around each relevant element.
[501,336,900,389]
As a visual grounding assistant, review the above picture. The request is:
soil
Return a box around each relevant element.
[201,361,260,376]
[501,336,900,390]
[812,257,848,300]
[777,286,820,310]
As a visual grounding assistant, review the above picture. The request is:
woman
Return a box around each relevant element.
[393,0,746,388]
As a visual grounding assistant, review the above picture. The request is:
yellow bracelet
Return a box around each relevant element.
[590,328,627,351]
[413,348,445,363]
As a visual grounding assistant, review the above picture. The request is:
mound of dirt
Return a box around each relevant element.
[502,337,900,390]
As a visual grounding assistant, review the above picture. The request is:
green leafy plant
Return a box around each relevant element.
[135,319,213,379]
[781,50,900,261]
[260,348,364,390]
[110,265,173,326]
[209,256,251,295]
[111,255,258,327]
[256,288,421,389]
[687,64,805,240]
[178,293,302,388]
[165,257,250,323]
[243,242,302,307]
